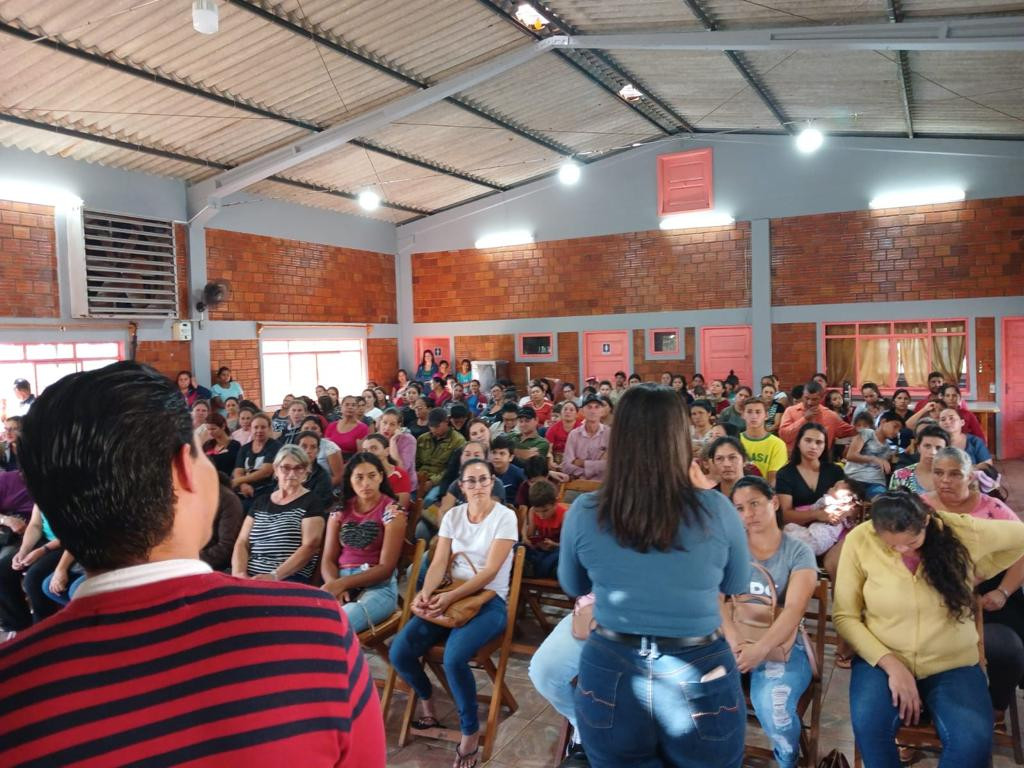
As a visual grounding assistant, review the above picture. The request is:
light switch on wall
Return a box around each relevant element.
[990,383,996,394]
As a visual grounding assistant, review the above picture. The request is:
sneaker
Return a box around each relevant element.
[560,743,588,767]
[0,630,16,644]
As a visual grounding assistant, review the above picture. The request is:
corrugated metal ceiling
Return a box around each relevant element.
[0,0,1020,225]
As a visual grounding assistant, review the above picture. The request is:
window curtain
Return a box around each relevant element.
[826,338,855,387]
[858,339,890,386]
[899,338,929,389]
[932,336,966,387]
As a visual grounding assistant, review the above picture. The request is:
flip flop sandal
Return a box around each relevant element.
[411,716,443,730]
[453,745,479,768]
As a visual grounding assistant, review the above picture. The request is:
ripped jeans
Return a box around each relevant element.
[574,632,745,768]
[747,635,813,768]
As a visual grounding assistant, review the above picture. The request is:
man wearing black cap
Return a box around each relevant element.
[415,407,466,506]
[562,393,610,481]
[514,405,550,463]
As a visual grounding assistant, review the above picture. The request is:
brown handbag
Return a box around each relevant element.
[728,561,805,665]
[419,551,496,628]
[816,749,851,768]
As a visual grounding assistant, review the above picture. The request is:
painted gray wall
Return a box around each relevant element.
[397,133,1024,253]
[207,191,397,255]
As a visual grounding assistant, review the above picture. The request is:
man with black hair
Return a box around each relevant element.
[12,378,34,416]
[778,379,858,451]
[914,371,947,412]
[0,361,384,767]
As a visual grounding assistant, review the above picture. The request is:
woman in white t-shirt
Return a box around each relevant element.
[389,458,518,768]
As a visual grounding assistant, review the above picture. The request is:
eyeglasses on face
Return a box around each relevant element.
[278,464,306,475]
[461,475,493,488]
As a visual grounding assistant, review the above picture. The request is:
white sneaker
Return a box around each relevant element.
[0,630,16,643]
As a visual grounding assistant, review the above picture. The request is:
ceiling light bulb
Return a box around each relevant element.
[192,0,219,34]
[557,160,581,186]
[618,83,643,102]
[357,189,381,211]
[795,126,824,154]
[514,3,549,29]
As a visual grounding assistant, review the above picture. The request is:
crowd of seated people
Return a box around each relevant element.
[0,359,1016,768]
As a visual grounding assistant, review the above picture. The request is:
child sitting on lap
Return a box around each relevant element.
[522,479,565,578]
[783,479,860,556]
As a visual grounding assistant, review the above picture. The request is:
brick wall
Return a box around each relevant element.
[206,228,396,323]
[771,196,1024,306]
[413,224,750,323]
[976,317,996,399]
[367,338,399,389]
[135,341,192,381]
[0,200,58,318]
[771,323,818,392]
[631,328,697,382]
[209,339,262,407]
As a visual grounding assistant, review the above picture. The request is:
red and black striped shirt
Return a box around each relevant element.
[0,572,385,767]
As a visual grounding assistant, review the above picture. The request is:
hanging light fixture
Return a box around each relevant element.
[557,160,581,186]
[357,190,381,211]
[192,0,218,34]
[795,126,824,154]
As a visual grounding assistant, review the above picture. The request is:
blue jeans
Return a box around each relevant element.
[574,632,745,768]
[337,567,398,634]
[525,546,560,578]
[529,612,584,731]
[748,636,813,768]
[850,658,992,768]
[389,596,507,734]
[41,571,86,605]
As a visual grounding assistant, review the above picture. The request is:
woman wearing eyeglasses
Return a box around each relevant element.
[389,458,518,768]
[231,444,326,583]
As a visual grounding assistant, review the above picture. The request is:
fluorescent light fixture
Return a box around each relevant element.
[557,160,581,186]
[869,186,965,209]
[795,126,824,154]
[659,211,735,230]
[514,3,549,29]
[618,83,643,102]
[192,0,218,34]
[0,180,83,208]
[357,189,381,211]
[474,230,534,249]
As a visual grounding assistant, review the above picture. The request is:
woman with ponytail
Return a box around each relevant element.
[835,490,1024,767]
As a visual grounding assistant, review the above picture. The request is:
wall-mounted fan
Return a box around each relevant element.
[195,280,230,314]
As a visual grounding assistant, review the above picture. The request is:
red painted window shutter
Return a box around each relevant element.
[657,148,713,216]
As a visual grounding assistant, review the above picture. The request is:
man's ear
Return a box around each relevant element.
[172,442,198,494]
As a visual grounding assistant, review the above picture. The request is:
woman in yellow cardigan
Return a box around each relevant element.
[835,489,1024,768]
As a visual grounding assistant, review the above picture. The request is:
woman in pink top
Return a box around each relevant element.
[377,407,418,494]
[922,445,1024,720]
[230,407,255,446]
[321,452,406,634]
[324,395,369,460]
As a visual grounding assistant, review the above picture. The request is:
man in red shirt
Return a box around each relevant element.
[1,361,385,768]
[778,379,858,451]
[913,371,947,411]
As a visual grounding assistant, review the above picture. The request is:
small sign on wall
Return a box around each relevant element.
[434,347,442,356]
[602,343,610,354]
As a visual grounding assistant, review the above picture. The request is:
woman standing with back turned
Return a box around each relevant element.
[558,384,751,768]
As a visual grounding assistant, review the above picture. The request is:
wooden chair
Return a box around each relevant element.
[744,577,829,767]
[382,546,528,763]
[397,498,422,572]
[853,600,1024,766]
[559,478,601,505]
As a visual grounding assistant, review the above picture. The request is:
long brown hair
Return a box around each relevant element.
[598,384,704,552]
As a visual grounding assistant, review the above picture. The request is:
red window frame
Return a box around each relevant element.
[821,319,969,396]
[0,341,124,415]
[647,327,683,359]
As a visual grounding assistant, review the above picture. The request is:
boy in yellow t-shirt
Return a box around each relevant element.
[739,398,787,484]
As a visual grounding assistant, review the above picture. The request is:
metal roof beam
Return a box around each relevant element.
[0,20,507,195]
[202,39,559,203]
[560,17,1024,52]
[225,0,577,158]
[886,0,916,139]
[473,0,682,135]
[677,0,790,132]
[0,113,429,217]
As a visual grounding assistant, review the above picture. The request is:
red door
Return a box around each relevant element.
[413,337,451,371]
[701,326,753,386]
[583,331,630,383]
[1002,318,1024,459]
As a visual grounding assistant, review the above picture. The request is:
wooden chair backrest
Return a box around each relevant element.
[806,578,830,681]
[399,539,427,624]
[559,479,601,505]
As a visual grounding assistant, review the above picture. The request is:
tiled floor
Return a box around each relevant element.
[379,461,1024,767]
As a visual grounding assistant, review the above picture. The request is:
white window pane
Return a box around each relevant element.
[262,340,288,354]
[287,354,318,398]
[0,363,36,397]
[261,354,291,407]
[25,344,58,360]
[36,362,79,393]
[55,344,75,358]
[81,358,117,372]
[316,350,365,397]
[0,345,24,361]
[76,342,120,358]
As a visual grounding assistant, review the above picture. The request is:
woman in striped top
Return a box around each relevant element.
[232,444,326,582]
